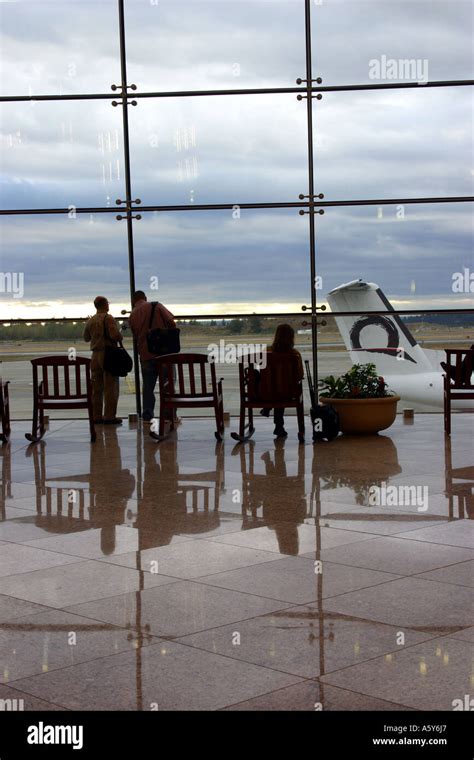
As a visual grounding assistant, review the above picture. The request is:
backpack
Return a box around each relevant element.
[310,404,340,442]
[305,359,340,442]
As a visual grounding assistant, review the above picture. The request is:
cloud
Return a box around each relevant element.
[0,0,473,317]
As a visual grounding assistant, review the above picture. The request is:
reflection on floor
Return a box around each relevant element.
[0,414,473,711]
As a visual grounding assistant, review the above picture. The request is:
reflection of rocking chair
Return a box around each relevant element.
[445,436,474,520]
[0,441,12,521]
[132,442,225,546]
[178,445,225,520]
[26,442,94,533]
[234,441,307,536]
[0,377,11,444]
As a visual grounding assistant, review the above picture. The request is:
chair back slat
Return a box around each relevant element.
[29,356,91,400]
[75,362,82,397]
[156,353,215,399]
[200,362,207,393]
[445,349,474,389]
[52,365,59,397]
[238,352,300,402]
[189,363,196,395]
[41,365,48,397]
[177,362,185,395]
[64,364,71,397]
[259,353,300,400]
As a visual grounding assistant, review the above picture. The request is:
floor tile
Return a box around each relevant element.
[65,581,289,638]
[0,543,83,578]
[197,556,399,604]
[396,520,474,549]
[0,609,159,683]
[96,538,282,579]
[0,595,50,624]
[0,683,66,711]
[415,554,474,586]
[316,536,474,576]
[321,637,474,711]
[178,606,434,678]
[0,560,178,608]
[24,526,192,561]
[10,641,303,710]
[209,524,376,555]
[323,577,474,631]
[223,681,413,711]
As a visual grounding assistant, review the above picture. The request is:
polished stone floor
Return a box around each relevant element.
[0,413,472,711]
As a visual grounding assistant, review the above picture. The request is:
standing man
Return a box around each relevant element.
[129,291,176,421]
[83,296,123,425]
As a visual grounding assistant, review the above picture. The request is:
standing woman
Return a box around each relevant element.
[83,296,123,425]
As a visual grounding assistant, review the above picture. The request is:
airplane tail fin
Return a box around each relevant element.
[326,279,434,375]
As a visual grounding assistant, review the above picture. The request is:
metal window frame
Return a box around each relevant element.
[0,0,473,413]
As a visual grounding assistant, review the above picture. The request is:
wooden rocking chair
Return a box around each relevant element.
[443,348,474,435]
[231,352,305,443]
[149,353,225,442]
[25,356,96,443]
[0,377,11,443]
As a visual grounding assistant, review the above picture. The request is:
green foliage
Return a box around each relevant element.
[0,322,87,341]
[247,315,263,334]
[226,318,244,334]
[319,363,391,399]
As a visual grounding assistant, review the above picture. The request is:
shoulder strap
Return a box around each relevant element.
[148,302,157,329]
[103,314,122,346]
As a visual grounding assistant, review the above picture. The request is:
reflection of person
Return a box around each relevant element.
[89,427,135,554]
[260,324,304,438]
[129,291,176,422]
[133,440,222,547]
[241,440,306,554]
[83,296,122,424]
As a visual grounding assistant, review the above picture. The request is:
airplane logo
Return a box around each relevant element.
[349,314,417,363]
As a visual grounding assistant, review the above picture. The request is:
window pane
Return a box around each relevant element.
[125,0,305,90]
[0,0,121,96]
[0,101,125,210]
[312,0,473,86]
[129,94,308,206]
[132,208,310,314]
[313,88,473,201]
[316,203,474,309]
[0,213,130,318]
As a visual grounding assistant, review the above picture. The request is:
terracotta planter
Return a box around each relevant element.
[320,395,400,434]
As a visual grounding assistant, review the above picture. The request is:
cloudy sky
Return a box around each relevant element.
[0,0,473,319]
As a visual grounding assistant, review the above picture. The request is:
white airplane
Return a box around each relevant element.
[326,279,473,412]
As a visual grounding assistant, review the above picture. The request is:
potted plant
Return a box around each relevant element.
[318,363,400,434]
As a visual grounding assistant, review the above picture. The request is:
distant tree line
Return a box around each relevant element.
[403,314,474,327]
[0,322,88,341]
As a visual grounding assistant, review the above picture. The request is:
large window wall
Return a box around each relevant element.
[0,0,473,415]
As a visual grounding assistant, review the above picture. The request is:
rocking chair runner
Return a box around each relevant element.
[0,377,11,443]
[443,348,474,436]
[231,352,305,443]
[149,353,225,442]
[25,356,96,443]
